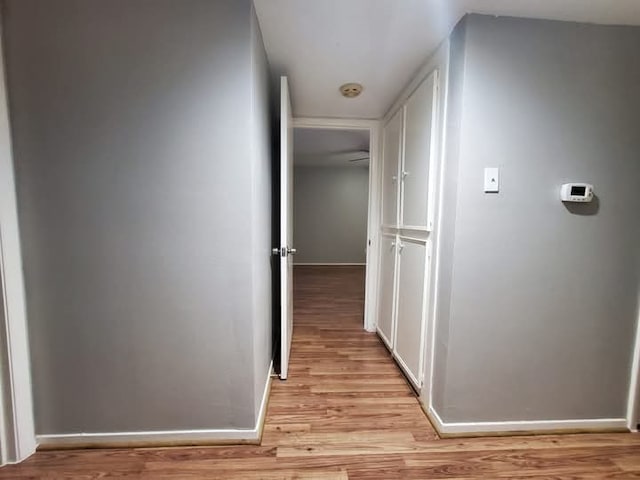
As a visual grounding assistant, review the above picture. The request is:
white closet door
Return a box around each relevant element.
[401,71,436,229]
[394,240,426,387]
[376,235,397,349]
[381,108,403,227]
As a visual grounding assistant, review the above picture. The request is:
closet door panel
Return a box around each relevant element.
[376,235,397,348]
[381,108,403,227]
[402,71,436,228]
[394,241,426,386]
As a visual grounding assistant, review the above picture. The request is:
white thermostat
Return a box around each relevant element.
[560,183,594,202]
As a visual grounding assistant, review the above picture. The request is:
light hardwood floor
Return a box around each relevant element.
[2,265,639,478]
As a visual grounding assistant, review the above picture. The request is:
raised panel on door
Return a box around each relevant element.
[394,240,426,387]
[401,71,436,229]
[376,235,397,349]
[381,108,403,227]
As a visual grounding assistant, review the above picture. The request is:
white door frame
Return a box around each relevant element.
[0,12,37,463]
[627,301,640,431]
[0,234,36,465]
[292,117,381,333]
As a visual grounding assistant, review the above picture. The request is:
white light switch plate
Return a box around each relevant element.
[484,167,500,193]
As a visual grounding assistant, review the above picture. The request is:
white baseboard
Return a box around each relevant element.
[393,351,420,391]
[376,329,421,391]
[37,362,273,449]
[428,405,628,436]
[376,328,392,351]
[294,263,366,266]
[37,428,259,448]
[255,361,273,438]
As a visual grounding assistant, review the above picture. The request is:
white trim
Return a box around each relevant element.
[0,236,11,464]
[398,106,407,226]
[389,235,400,352]
[38,361,274,448]
[428,406,627,435]
[294,263,366,266]
[424,49,448,412]
[37,428,260,447]
[254,360,272,439]
[426,69,440,232]
[627,293,640,431]
[376,327,393,351]
[393,349,420,391]
[399,225,431,233]
[419,41,451,415]
[0,12,36,465]
[292,117,381,333]
[416,240,432,389]
[293,117,378,130]
[366,121,382,333]
[396,234,428,245]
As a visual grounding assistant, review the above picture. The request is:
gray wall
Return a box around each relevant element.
[249,7,273,416]
[433,14,640,422]
[294,166,369,264]
[4,0,271,434]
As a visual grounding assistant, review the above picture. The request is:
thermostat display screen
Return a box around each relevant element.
[561,183,593,202]
[570,186,586,196]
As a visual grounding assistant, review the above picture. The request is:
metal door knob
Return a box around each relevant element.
[287,247,297,255]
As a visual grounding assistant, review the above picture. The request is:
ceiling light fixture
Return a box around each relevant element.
[339,83,363,98]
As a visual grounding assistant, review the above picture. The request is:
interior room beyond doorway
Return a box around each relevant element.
[292,127,371,328]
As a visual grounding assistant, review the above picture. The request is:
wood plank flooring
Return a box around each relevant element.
[2,265,639,479]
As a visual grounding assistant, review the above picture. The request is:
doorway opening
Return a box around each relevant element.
[272,111,381,379]
[292,126,371,338]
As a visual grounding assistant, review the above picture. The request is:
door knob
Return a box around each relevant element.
[287,247,297,255]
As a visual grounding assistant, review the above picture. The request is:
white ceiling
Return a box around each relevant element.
[294,128,370,167]
[254,0,640,119]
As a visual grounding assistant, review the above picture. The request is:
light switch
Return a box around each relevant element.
[484,167,500,193]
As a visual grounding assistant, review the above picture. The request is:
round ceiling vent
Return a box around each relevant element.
[339,82,363,98]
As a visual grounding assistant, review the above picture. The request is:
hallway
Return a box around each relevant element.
[1,266,639,478]
[265,265,437,455]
